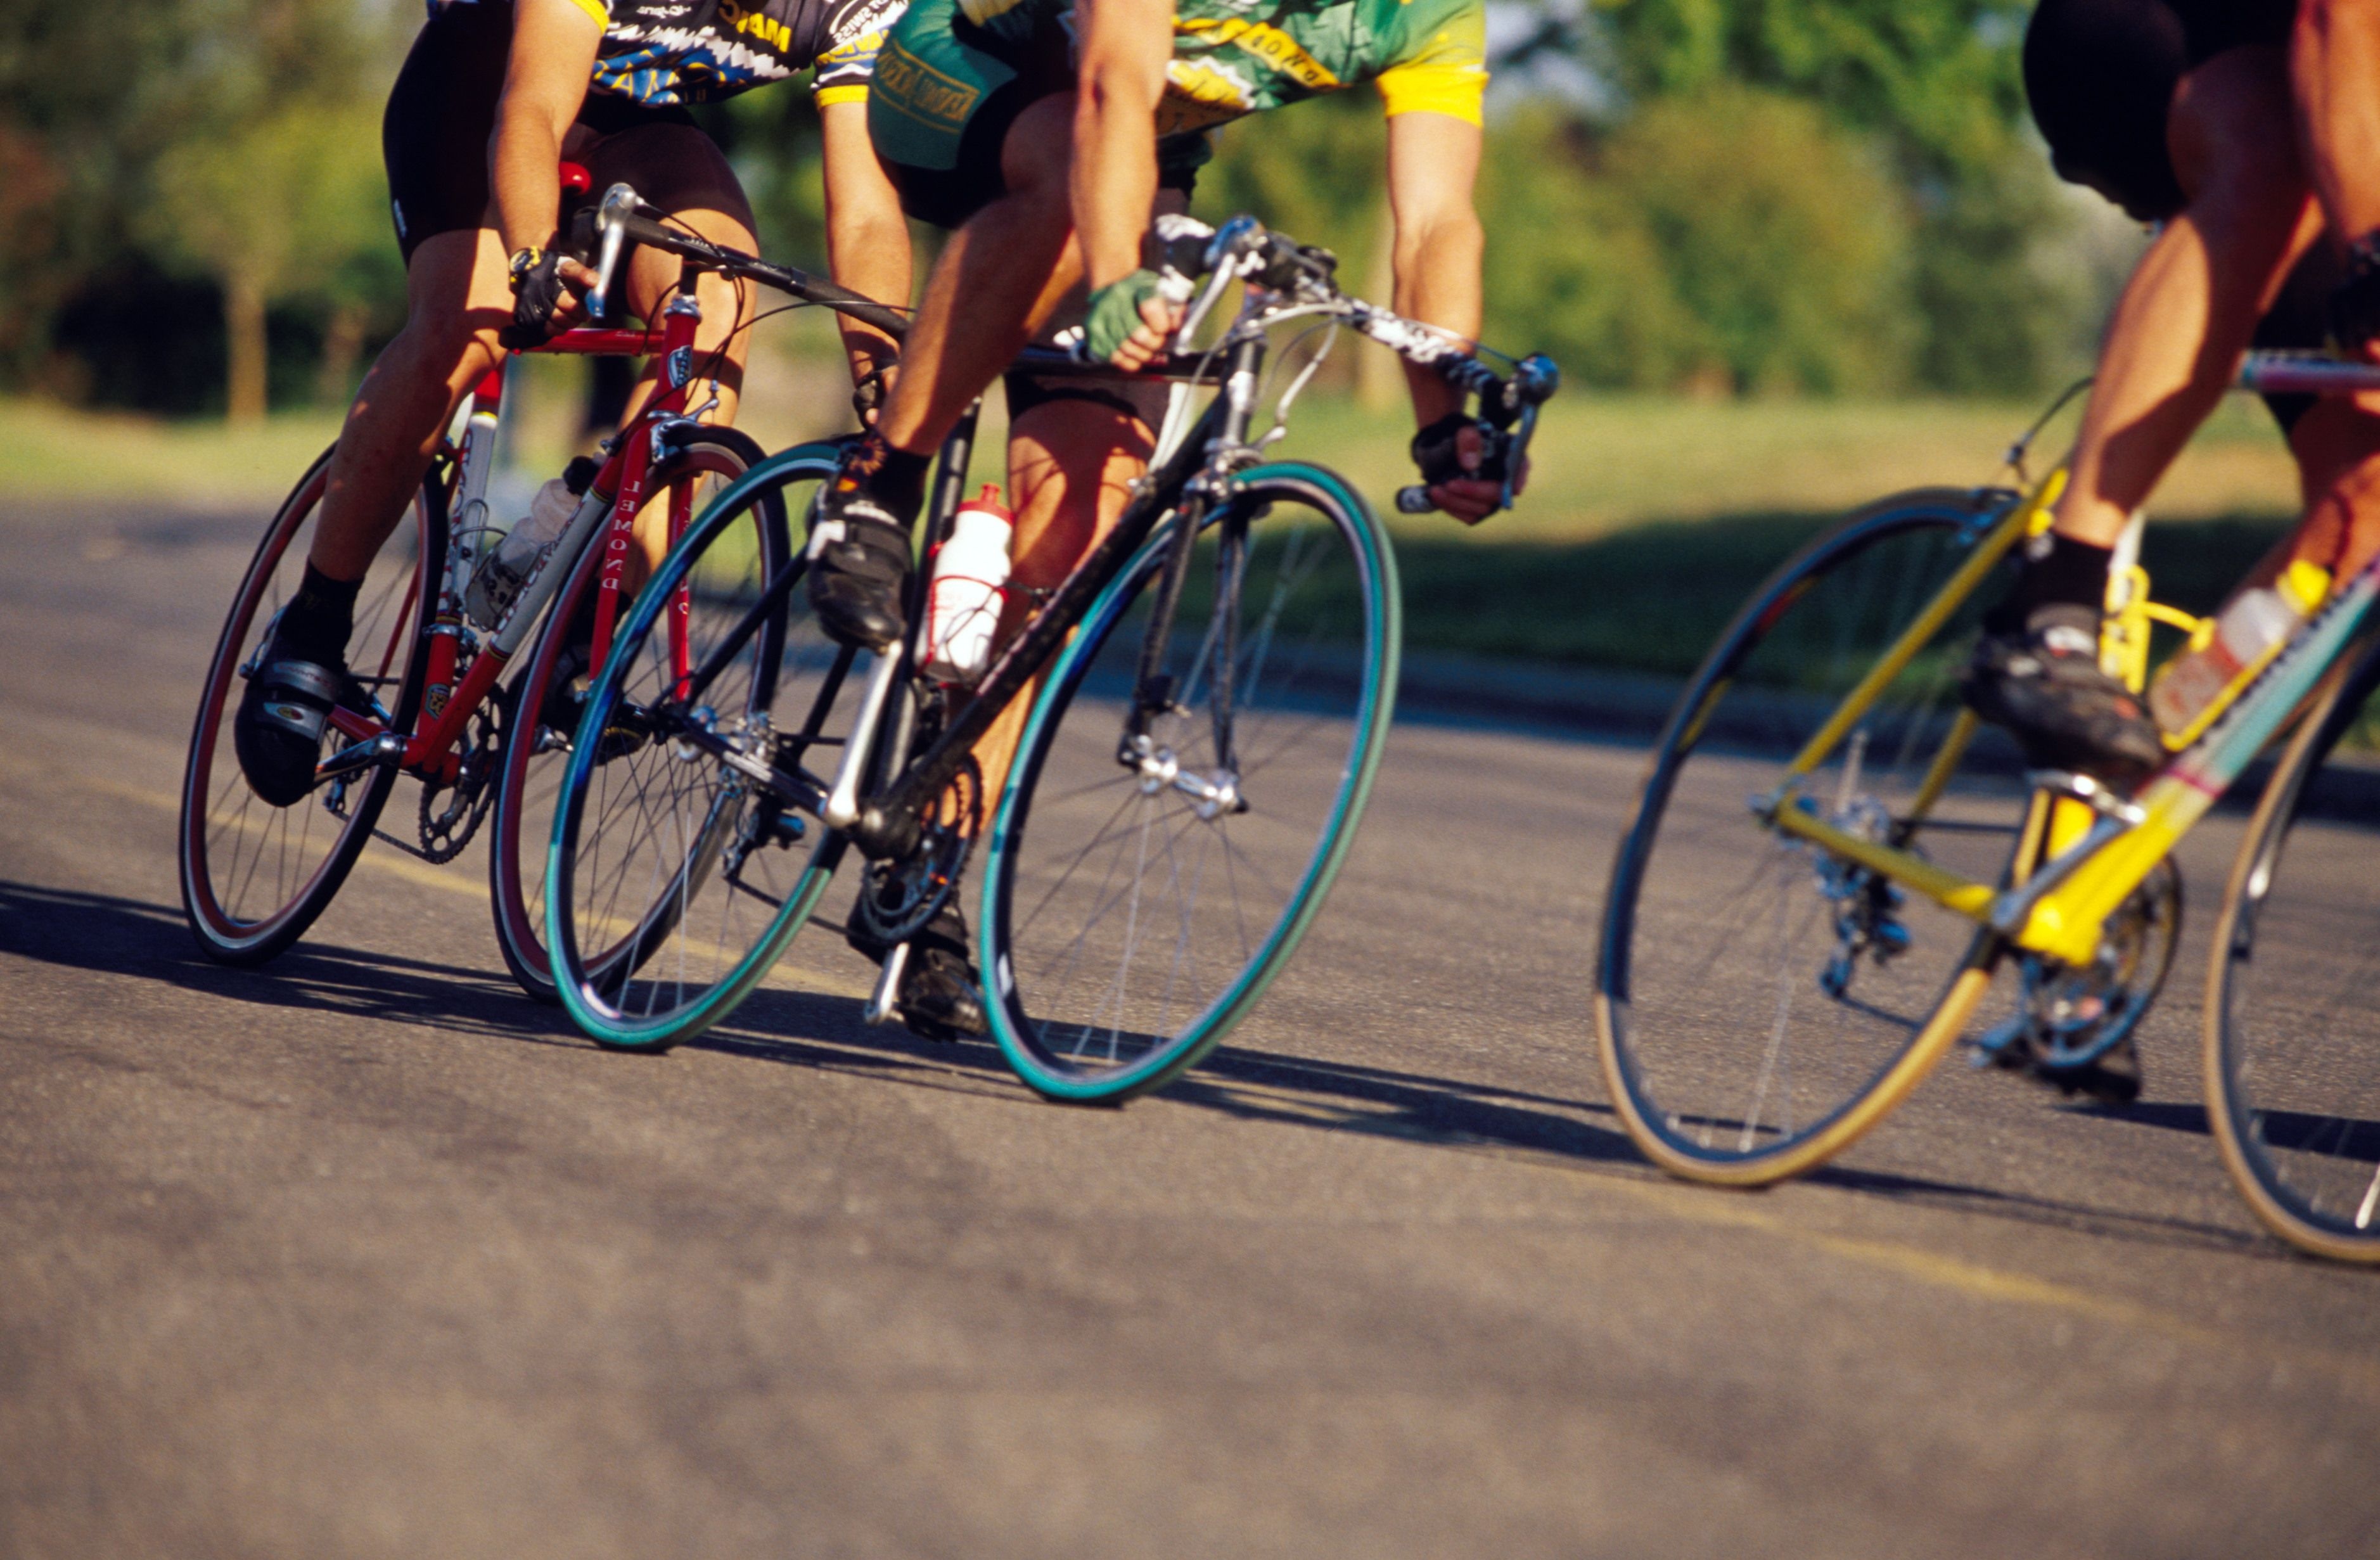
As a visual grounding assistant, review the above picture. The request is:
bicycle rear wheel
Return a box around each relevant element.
[2206,634,2380,1262]
[488,428,765,1002]
[546,442,848,1049]
[179,445,441,964]
[980,463,1399,1103]
[1596,489,2030,1184]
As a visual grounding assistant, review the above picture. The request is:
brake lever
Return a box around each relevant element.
[590,182,641,323]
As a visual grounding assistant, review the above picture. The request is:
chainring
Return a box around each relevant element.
[417,689,508,864]
[849,756,982,946]
[1978,856,2182,1071]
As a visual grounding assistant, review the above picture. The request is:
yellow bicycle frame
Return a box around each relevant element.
[1758,466,2374,971]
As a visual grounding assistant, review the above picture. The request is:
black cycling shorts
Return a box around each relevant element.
[381,0,696,262]
[2021,0,2293,222]
[867,0,1202,229]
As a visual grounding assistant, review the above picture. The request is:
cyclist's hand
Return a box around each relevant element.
[1084,269,1182,370]
[1412,416,1526,526]
[851,361,896,426]
[502,248,592,348]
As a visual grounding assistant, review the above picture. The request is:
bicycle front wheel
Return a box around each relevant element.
[546,442,850,1049]
[1596,488,2030,1184]
[179,445,440,964]
[981,463,1399,1103]
[2206,634,2380,1262]
[488,427,765,1002]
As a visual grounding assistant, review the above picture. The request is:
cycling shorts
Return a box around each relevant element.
[2021,0,2293,222]
[865,0,1203,229]
[382,1,695,262]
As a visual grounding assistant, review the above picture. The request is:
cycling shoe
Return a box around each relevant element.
[234,648,362,807]
[805,491,913,652]
[897,902,987,1042]
[1961,606,2163,788]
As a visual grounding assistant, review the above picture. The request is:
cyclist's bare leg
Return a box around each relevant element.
[309,229,513,582]
[961,184,1187,799]
[308,125,756,596]
[964,399,1158,802]
[2282,399,2380,580]
[877,94,1083,459]
[2294,0,2380,332]
[2054,47,2317,549]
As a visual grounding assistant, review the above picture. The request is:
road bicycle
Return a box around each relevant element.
[1595,351,2380,1262]
[542,214,1559,1103]
[178,174,905,1002]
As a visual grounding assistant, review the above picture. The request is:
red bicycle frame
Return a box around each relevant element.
[322,274,706,786]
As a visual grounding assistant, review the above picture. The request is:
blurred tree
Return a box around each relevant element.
[0,0,404,407]
[148,98,390,421]
[1475,106,1699,391]
[1593,0,2030,176]
[1606,84,1912,393]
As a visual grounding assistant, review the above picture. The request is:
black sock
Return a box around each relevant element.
[836,432,931,523]
[1987,533,2113,636]
[277,561,362,663]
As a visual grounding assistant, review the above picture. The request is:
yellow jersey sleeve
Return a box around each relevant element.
[1373,0,1485,123]
[562,0,613,32]
[812,25,886,106]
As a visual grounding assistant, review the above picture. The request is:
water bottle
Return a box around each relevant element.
[467,456,599,629]
[921,485,1014,685]
[2147,559,2331,736]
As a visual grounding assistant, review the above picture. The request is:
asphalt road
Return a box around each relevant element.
[4,499,2377,1559]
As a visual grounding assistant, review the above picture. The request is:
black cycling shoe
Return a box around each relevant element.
[1960,606,2165,788]
[233,643,363,808]
[805,491,914,652]
[896,902,988,1042]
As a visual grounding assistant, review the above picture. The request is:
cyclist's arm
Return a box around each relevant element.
[820,99,910,392]
[1073,0,1176,366]
[490,0,605,267]
[1383,109,1504,522]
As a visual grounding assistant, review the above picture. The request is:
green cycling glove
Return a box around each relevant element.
[1081,268,1167,364]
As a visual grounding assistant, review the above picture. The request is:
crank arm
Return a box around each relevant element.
[316,732,407,785]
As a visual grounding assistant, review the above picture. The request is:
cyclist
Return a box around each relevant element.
[233,0,914,809]
[1962,0,2380,787]
[792,0,1515,1038]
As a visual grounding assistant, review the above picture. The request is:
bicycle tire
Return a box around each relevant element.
[980,463,1400,1103]
[488,426,765,1002]
[2204,629,2380,1262]
[179,444,443,965]
[1596,487,2031,1184]
[546,440,848,1049]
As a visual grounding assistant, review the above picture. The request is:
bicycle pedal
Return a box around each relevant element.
[864,941,911,1026]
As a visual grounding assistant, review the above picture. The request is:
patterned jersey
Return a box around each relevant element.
[440,0,906,106]
[956,0,1485,134]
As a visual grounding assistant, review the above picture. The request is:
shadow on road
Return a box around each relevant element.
[0,879,578,1045]
[703,985,2263,1255]
[3,878,2266,1255]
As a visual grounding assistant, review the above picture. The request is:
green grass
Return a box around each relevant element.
[0,399,345,508]
[1389,509,2293,677]
[1258,387,2300,542]
[1,386,2303,681]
